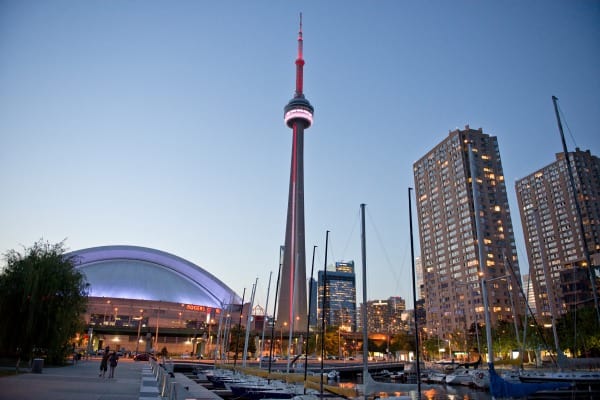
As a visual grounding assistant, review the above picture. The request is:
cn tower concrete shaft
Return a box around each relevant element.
[277,14,314,333]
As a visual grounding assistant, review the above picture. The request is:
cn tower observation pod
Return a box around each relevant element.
[68,245,241,307]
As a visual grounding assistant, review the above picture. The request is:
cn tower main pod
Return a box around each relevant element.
[277,15,314,334]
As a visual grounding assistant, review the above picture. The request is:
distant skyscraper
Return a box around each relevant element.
[413,126,525,341]
[515,149,600,322]
[364,297,406,334]
[318,261,357,331]
[277,16,314,332]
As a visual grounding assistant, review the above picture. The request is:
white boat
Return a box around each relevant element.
[445,367,480,386]
[518,369,600,384]
[421,370,447,384]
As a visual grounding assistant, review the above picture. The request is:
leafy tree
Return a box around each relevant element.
[0,240,88,365]
[491,320,520,359]
[422,335,441,361]
[386,332,410,353]
[323,326,340,356]
[556,306,600,357]
[227,325,256,356]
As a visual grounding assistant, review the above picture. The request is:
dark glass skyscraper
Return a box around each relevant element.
[318,261,357,332]
[277,16,314,332]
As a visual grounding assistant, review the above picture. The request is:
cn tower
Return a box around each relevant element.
[277,14,314,333]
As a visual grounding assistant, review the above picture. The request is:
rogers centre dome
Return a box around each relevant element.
[67,245,243,355]
[69,245,241,306]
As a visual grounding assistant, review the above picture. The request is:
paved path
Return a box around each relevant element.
[0,357,159,400]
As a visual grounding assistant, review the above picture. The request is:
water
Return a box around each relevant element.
[388,386,491,400]
[342,383,492,400]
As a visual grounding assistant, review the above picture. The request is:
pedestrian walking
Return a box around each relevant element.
[99,346,110,378]
[108,351,119,378]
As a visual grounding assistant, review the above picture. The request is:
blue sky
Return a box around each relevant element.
[1,1,599,310]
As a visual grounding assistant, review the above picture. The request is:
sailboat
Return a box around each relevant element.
[508,97,600,391]
[356,203,440,400]
[467,142,572,399]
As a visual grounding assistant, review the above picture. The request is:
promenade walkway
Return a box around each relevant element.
[0,357,159,400]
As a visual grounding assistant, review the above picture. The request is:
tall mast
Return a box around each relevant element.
[552,96,600,325]
[408,188,422,397]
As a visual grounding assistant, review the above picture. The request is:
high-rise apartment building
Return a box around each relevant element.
[416,256,424,300]
[413,126,524,342]
[318,261,357,331]
[520,274,538,317]
[364,297,406,334]
[515,149,600,322]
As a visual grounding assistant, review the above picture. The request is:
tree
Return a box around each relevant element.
[0,240,88,365]
[323,326,339,356]
[227,325,256,356]
[556,306,600,357]
[422,335,441,361]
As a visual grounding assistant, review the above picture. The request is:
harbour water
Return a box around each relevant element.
[190,361,599,400]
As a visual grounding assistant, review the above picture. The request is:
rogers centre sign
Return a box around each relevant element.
[184,304,221,313]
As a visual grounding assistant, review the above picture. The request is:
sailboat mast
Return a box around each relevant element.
[408,188,422,396]
[259,271,273,369]
[468,143,494,367]
[552,95,600,325]
[233,288,246,368]
[304,245,317,393]
[533,207,563,364]
[320,231,329,397]
[360,204,368,400]
[242,278,258,367]
[268,247,284,373]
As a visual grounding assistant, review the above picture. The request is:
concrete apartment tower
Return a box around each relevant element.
[515,149,600,322]
[277,15,314,332]
[413,126,525,344]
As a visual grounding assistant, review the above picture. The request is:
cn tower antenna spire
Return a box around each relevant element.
[295,12,305,97]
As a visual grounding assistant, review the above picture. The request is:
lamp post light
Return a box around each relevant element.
[135,309,144,354]
[281,322,287,356]
[114,307,118,326]
[206,318,214,358]
[104,300,111,325]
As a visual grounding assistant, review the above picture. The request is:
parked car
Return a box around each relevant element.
[133,353,155,361]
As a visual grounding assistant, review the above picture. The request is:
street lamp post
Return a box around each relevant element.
[206,319,214,358]
[103,300,111,325]
[135,309,144,354]
[281,322,287,356]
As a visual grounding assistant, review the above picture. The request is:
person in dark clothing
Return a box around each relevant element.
[108,351,119,378]
[99,346,110,378]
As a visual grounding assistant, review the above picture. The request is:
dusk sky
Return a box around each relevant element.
[1,1,599,310]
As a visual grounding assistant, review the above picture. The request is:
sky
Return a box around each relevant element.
[1,1,599,311]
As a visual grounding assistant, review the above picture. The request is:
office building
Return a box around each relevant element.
[318,261,357,331]
[413,126,525,342]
